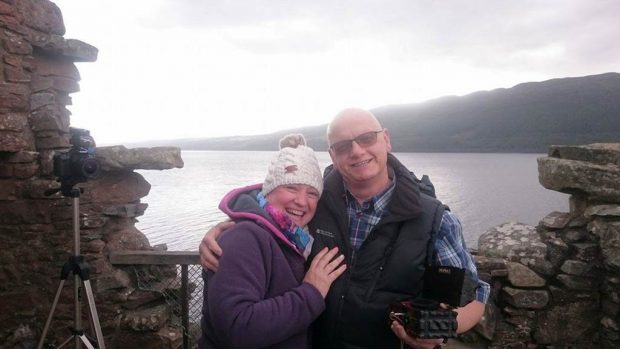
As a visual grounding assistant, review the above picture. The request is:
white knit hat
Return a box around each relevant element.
[262,134,323,196]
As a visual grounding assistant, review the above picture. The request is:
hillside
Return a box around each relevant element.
[130,72,620,152]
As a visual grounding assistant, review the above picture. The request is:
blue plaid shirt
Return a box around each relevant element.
[345,176,490,304]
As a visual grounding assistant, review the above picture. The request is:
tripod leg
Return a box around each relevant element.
[37,280,67,349]
[75,273,82,349]
[78,334,96,349]
[83,280,106,349]
[56,334,74,348]
[56,333,95,349]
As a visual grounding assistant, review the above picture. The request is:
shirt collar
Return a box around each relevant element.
[344,167,396,211]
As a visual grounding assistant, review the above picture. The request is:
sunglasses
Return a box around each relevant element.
[329,129,385,155]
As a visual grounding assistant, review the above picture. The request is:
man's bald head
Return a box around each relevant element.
[327,108,382,145]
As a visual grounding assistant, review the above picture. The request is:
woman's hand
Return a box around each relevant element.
[303,247,347,298]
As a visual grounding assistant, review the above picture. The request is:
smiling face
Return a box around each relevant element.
[266,184,320,226]
[327,108,392,195]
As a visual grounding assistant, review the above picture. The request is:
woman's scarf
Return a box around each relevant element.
[257,192,313,258]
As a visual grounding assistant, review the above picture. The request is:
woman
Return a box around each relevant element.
[199,134,346,349]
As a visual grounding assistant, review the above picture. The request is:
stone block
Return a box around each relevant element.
[103,203,149,218]
[30,74,79,94]
[31,55,80,79]
[2,31,32,54]
[573,242,600,262]
[95,145,184,171]
[601,298,620,317]
[38,149,54,175]
[540,211,571,229]
[34,131,70,149]
[534,301,600,344]
[563,228,588,242]
[30,91,56,110]
[589,219,620,271]
[0,200,52,224]
[0,113,28,132]
[546,236,569,268]
[506,262,546,287]
[105,226,151,251]
[114,324,182,349]
[121,304,171,332]
[585,205,620,218]
[560,259,597,276]
[502,287,549,309]
[538,155,620,200]
[568,195,588,217]
[0,179,19,200]
[475,301,499,340]
[12,163,38,179]
[547,143,620,166]
[124,289,164,310]
[548,285,599,304]
[82,239,105,254]
[82,171,151,204]
[28,33,98,62]
[0,164,13,178]
[0,151,38,163]
[15,0,65,34]
[30,104,70,132]
[557,274,598,290]
[478,222,547,266]
[0,82,29,109]
[93,269,132,291]
[4,65,30,83]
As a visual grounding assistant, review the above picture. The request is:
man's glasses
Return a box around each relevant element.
[329,129,385,155]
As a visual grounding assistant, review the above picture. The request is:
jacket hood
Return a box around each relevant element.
[218,183,303,256]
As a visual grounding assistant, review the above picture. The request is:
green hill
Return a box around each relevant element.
[133,72,620,152]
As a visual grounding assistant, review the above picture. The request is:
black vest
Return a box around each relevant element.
[309,155,445,349]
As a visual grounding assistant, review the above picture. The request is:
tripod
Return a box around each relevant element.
[38,187,106,349]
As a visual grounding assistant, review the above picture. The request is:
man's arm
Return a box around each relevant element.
[199,220,235,271]
[392,210,489,346]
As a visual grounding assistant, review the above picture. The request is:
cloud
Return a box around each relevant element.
[148,0,619,75]
[58,0,619,144]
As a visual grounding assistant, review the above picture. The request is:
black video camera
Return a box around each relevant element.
[388,266,475,340]
[50,128,100,196]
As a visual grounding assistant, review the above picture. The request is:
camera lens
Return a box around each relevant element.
[80,158,100,178]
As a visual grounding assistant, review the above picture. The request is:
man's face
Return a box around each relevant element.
[327,112,392,188]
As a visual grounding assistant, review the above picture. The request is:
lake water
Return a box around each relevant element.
[136,151,569,251]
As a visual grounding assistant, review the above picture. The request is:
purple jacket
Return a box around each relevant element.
[199,184,325,349]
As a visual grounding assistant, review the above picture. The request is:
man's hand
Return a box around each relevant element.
[199,220,235,271]
[303,247,347,298]
[390,321,444,349]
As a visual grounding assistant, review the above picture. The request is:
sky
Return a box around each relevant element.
[56,0,620,146]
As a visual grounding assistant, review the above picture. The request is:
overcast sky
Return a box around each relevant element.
[57,0,619,145]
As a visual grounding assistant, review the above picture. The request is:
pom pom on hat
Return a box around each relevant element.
[279,133,306,149]
[262,134,323,196]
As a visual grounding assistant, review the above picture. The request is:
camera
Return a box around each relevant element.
[388,266,476,340]
[388,298,458,340]
[50,127,100,196]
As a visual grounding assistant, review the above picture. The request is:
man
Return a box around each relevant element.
[201,108,489,349]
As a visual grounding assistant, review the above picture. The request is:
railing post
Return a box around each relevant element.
[181,264,189,349]
[110,251,200,347]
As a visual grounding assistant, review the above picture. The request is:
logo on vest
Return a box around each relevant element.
[315,228,335,238]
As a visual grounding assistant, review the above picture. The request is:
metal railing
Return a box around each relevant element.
[110,251,202,349]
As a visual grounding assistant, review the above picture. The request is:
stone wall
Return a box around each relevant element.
[0,1,184,348]
[471,143,620,348]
